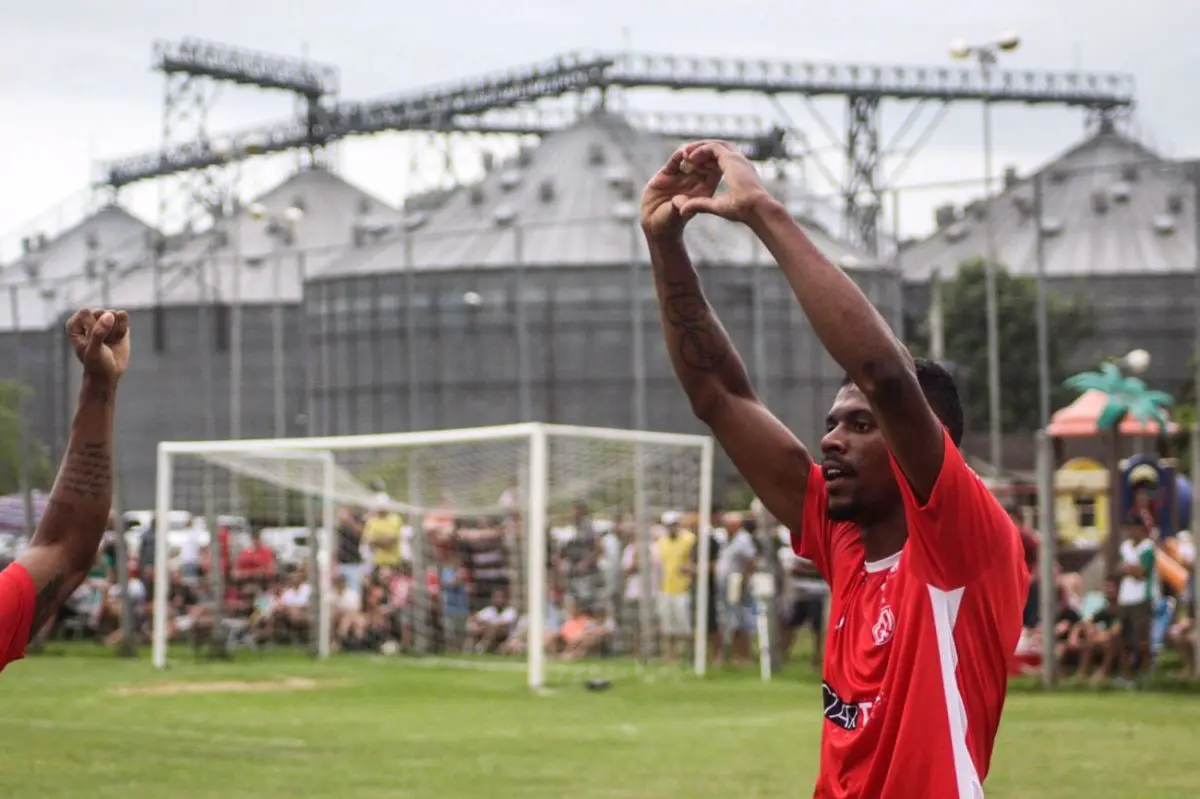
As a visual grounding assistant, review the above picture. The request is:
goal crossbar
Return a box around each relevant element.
[156,422,712,455]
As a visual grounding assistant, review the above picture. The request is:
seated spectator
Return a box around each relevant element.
[166,575,205,643]
[233,530,277,590]
[363,582,395,650]
[1074,575,1122,683]
[468,589,517,653]
[278,570,312,640]
[100,574,148,647]
[1166,616,1195,676]
[332,575,367,651]
[560,605,615,661]
[1053,580,1084,673]
[248,583,282,643]
[505,587,566,656]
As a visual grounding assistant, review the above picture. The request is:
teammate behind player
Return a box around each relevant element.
[641,142,1026,797]
[0,308,129,672]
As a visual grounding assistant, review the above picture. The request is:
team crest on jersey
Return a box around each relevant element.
[872,605,895,646]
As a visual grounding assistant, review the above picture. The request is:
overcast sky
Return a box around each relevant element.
[1,0,1195,249]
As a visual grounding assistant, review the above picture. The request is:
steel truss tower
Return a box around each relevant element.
[148,39,339,233]
[103,44,1135,254]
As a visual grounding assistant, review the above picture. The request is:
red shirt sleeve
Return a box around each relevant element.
[0,563,37,671]
[888,427,1020,590]
[793,463,834,581]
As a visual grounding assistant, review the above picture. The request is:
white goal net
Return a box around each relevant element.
[151,423,714,687]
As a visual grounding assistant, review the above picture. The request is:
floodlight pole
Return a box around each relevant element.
[951,37,1014,476]
[980,50,1004,476]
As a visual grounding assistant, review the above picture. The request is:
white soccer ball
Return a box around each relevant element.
[1124,348,1151,374]
[379,640,400,656]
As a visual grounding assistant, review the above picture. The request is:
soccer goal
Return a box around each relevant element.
[151,423,714,688]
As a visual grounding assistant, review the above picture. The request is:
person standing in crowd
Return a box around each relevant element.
[619,521,656,657]
[1116,519,1158,684]
[715,512,756,667]
[559,501,600,607]
[363,502,403,571]
[439,548,471,652]
[654,511,696,663]
[336,506,366,593]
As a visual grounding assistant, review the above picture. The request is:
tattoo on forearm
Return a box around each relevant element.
[58,442,111,502]
[29,572,66,643]
[84,384,111,405]
[662,280,729,372]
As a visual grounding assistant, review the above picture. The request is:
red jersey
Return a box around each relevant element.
[795,428,1027,798]
[0,563,37,673]
[235,545,276,577]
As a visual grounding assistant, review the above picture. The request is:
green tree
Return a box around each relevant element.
[0,380,53,495]
[908,259,1095,433]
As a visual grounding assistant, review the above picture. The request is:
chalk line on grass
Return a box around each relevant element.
[111,676,350,697]
[0,717,308,749]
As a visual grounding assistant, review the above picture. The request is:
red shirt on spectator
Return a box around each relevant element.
[235,543,276,578]
[0,563,36,673]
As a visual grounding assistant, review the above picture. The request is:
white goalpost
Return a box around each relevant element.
[151,422,714,689]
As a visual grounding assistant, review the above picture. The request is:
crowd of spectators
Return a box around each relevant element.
[10,496,833,670]
[24,485,1198,686]
[1013,482,1197,685]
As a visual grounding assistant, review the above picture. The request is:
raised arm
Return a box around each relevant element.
[641,149,811,532]
[17,309,130,641]
[676,142,943,503]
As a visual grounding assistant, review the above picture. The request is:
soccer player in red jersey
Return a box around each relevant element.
[0,309,129,673]
[642,142,1027,798]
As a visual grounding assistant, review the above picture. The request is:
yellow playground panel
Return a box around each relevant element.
[1054,457,1110,547]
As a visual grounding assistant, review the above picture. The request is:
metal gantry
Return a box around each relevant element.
[141,39,340,234]
[100,42,1137,254]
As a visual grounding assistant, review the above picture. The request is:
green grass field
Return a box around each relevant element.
[0,646,1197,798]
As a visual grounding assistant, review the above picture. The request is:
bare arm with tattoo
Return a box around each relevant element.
[0,309,130,658]
[640,150,811,532]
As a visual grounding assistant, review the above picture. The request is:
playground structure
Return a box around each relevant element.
[1049,363,1178,568]
[1032,361,1193,685]
[1048,390,1189,554]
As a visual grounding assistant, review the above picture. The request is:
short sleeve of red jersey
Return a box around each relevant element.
[888,427,1017,590]
[0,562,37,670]
[792,463,834,580]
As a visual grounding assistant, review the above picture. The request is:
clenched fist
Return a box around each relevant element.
[67,308,130,384]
